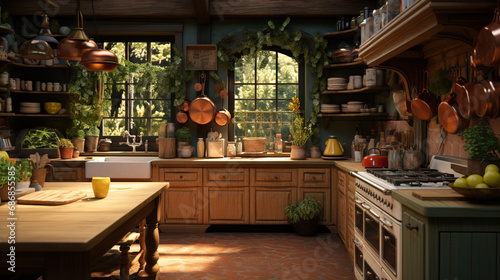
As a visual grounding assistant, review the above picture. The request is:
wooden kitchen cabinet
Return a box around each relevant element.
[203,168,250,224]
[250,168,297,187]
[335,167,348,244]
[298,187,331,224]
[298,168,330,188]
[394,190,500,280]
[251,186,296,224]
[46,160,87,182]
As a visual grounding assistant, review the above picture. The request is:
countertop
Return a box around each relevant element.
[392,189,500,218]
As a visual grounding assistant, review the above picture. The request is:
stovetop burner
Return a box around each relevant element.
[367,168,456,186]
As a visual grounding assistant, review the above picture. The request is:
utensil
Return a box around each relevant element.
[387,142,402,169]
[411,72,439,120]
[188,72,216,125]
[475,9,500,68]
[362,148,388,168]
[403,148,422,169]
[474,74,498,118]
[176,105,188,123]
[438,93,470,134]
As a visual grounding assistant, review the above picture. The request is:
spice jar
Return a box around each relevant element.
[227,141,236,157]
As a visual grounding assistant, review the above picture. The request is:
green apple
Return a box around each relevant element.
[483,171,500,188]
[485,164,500,173]
[453,178,469,188]
[466,174,483,188]
[475,183,489,189]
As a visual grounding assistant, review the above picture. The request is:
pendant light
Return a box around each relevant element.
[57,0,97,61]
[34,12,59,49]
[81,0,119,72]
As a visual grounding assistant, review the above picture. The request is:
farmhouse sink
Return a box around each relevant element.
[85,156,158,179]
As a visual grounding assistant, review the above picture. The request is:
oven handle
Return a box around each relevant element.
[361,202,371,210]
[351,171,392,195]
[368,209,379,219]
[353,197,362,204]
[380,217,393,228]
[353,238,362,246]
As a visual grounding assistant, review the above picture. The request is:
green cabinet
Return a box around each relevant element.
[396,190,500,280]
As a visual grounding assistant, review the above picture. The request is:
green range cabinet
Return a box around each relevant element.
[393,190,500,280]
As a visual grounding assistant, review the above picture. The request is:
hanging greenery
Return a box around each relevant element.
[216,17,328,144]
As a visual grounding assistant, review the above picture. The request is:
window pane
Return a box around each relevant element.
[278,53,298,83]
[277,100,291,112]
[257,100,275,111]
[102,118,125,136]
[130,42,148,64]
[235,56,255,83]
[132,118,148,135]
[151,100,169,118]
[104,42,126,64]
[151,118,163,135]
[235,84,255,99]
[235,100,255,112]
[133,100,148,117]
[256,85,275,99]
[256,51,276,83]
[151,42,171,66]
[278,85,297,99]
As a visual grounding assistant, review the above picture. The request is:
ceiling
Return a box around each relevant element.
[3,0,375,24]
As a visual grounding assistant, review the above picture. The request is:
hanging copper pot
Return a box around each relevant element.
[188,72,216,125]
[455,78,475,119]
[176,106,188,124]
[181,82,190,112]
[215,93,231,126]
[475,9,500,68]
[473,75,496,117]
[411,88,439,120]
[438,93,470,134]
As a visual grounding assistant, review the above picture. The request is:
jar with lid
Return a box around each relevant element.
[166,123,175,138]
[372,8,381,33]
[227,141,236,157]
[365,16,374,39]
[236,137,243,154]
[274,134,282,153]
[197,138,205,158]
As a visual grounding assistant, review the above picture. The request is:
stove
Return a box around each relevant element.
[350,155,468,280]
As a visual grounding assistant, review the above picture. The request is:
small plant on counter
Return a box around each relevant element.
[86,126,100,137]
[462,124,500,160]
[288,97,313,146]
[16,158,33,182]
[176,126,191,143]
[0,158,19,185]
[21,127,61,149]
[285,197,323,236]
[58,139,74,148]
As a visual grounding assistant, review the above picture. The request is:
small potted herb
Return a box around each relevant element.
[462,124,500,175]
[69,129,86,154]
[58,138,75,159]
[175,126,192,157]
[20,127,61,158]
[285,197,323,236]
[0,158,18,201]
[16,158,32,189]
[85,126,100,153]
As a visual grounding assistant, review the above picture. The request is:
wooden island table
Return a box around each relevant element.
[0,182,168,280]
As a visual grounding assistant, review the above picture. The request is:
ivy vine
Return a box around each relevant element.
[216,17,329,144]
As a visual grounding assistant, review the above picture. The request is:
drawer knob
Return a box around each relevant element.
[179,175,183,179]
[274,176,279,180]
[222,175,226,179]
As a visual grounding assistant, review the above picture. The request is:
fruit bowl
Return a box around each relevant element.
[44,102,62,114]
[450,183,500,200]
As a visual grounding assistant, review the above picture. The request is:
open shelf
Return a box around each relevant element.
[324,28,360,39]
[323,86,389,95]
[324,60,365,69]
[6,113,70,118]
[0,26,14,34]
[0,87,70,95]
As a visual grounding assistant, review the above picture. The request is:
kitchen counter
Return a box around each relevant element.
[392,189,500,218]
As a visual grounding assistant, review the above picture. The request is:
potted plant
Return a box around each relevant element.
[288,97,313,159]
[85,126,100,153]
[0,158,18,201]
[69,129,86,154]
[58,138,75,159]
[462,123,500,175]
[16,158,32,189]
[175,126,192,157]
[285,197,323,236]
[20,127,61,158]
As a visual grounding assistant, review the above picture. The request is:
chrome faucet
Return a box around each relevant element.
[119,130,143,152]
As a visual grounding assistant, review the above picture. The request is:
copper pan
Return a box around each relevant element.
[181,82,190,112]
[475,9,500,67]
[474,75,497,117]
[215,94,231,126]
[455,78,475,119]
[438,93,470,134]
[188,72,216,125]
[411,88,439,120]
[176,106,188,123]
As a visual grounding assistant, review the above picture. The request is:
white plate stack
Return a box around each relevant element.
[320,104,340,113]
[346,101,364,113]
[327,77,346,90]
[20,102,41,114]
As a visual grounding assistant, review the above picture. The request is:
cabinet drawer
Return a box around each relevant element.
[159,167,202,187]
[337,170,347,194]
[204,168,249,187]
[298,168,331,188]
[251,168,297,187]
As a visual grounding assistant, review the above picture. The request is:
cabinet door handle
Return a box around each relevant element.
[222,175,226,179]
[405,223,418,231]
[179,175,183,179]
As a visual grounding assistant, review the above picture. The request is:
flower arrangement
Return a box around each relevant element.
[288,97,313,146]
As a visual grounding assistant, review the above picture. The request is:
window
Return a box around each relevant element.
[100,41,173,136]
[231,49,304,147]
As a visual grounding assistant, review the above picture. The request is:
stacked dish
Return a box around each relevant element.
[321,104,340,113]
[345,101,364,113]
[327,77,346,90]
[20,102,41,114]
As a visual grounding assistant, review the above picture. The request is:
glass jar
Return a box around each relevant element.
[372,9,381,34]
[166,123,175,138]
[197,138,205,158]
[227,141,236,157]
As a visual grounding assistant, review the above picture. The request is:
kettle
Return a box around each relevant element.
[362,148,388,168]
[324,135,344,156]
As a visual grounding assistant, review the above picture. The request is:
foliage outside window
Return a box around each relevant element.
[101,41,172,136]
[233,50,300,147]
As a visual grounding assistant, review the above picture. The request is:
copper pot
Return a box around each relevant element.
[215,92,231,126]
[411,88,439,120]
[438,93,470,134]
[455,78,476,119]
[475,9,500,68]
[188,73,216,125]
[176,110,188,123]
[474,75,497,117]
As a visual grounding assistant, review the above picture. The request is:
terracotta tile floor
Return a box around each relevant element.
[156,227,355,279]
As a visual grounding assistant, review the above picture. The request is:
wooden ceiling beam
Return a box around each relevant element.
[191,0,210,24]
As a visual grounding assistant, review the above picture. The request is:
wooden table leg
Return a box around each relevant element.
[136,199,160,280]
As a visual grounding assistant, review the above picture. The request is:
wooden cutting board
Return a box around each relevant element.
[17,190,87,205]
[412,189,466,201]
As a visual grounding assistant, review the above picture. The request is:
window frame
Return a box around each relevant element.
[228,46,306,142]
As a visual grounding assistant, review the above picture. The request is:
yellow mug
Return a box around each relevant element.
[92,177,110,198]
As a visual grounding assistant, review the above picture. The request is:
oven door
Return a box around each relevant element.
[354,196,364,236]
[363,201,380,256]
[354,233,364,280]
[380,215,401,279]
